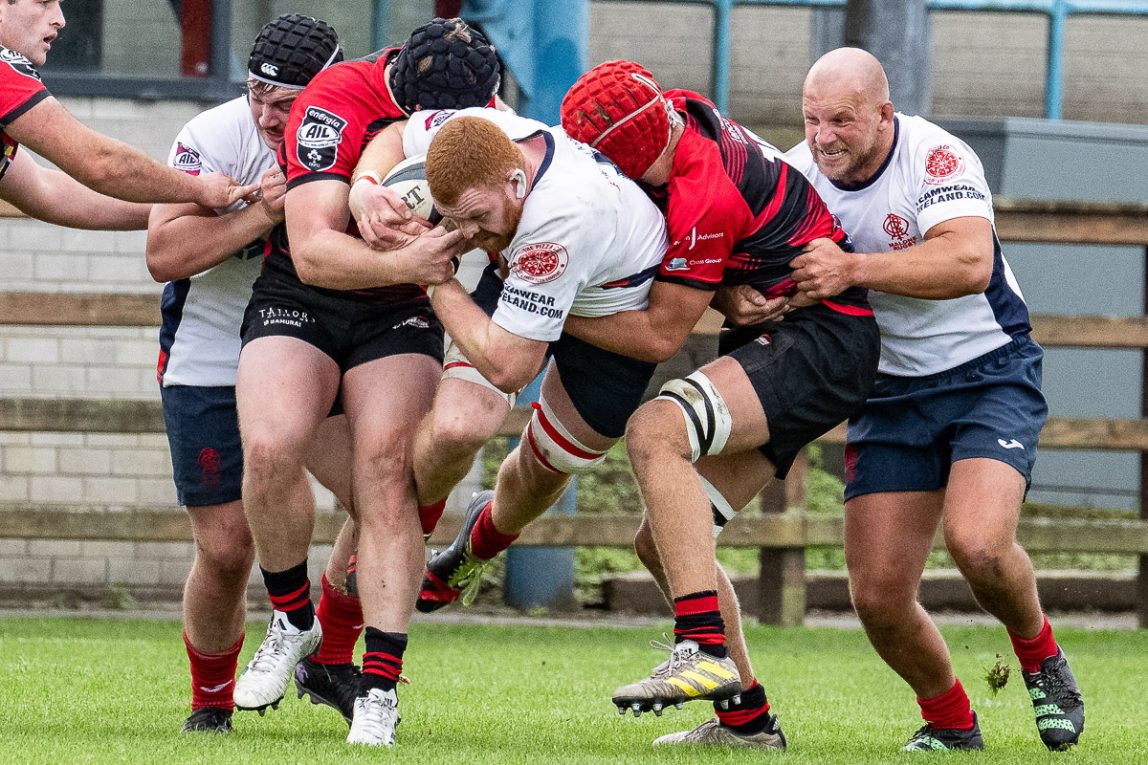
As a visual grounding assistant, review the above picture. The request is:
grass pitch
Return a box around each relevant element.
[1,616,1144,764]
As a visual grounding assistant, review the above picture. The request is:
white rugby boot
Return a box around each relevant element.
[234,610,322,713]
[346,687,401,746]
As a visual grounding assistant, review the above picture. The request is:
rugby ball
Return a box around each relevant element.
[383,155,442,224]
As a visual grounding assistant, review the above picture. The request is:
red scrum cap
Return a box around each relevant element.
[560,60,673,180]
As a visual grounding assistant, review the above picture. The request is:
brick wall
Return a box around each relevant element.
[3,4,1148,602]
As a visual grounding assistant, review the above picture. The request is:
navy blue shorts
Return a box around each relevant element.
[160,384,243,507]
[843,335,1048,500]
[551,333,657,439]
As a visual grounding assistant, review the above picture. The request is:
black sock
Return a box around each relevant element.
[261,560,314,630]
[715,681,772,734]
[362,628,407,693]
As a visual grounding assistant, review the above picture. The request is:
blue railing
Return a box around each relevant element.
[603,0,1148,120]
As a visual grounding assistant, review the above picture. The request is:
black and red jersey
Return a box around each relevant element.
[0,47,50,181]
[654,91,868,312]
[265,48,423,305]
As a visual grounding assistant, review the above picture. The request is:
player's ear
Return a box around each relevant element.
[509,168,527,199]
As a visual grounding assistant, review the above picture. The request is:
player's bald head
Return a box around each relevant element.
[804,47,890,109]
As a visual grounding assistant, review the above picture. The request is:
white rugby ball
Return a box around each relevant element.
[382,155,441,224]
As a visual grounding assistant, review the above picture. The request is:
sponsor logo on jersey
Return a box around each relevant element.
[424,110,454,130]
[296,106,348,172]
[500,284,565,319]
[924,144,965,185]
[883,213,917,251]
[665,257,689,272]
[260,62,279,77]
[510,242,568,285]
[172,142,202,175]
[0,47,40,81]
[916,184,987,213]
[678,226,725,251]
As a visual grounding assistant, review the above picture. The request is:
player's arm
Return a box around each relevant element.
[0,148,150,229]
[287,178,464,290]
[563,280,714,363]
[146,168,285,282]
[346,121,425,248]
[5,97,254,208]
[791,216,993,300]
[429,279,547,393]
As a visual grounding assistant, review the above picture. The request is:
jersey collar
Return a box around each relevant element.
[829,115,900,192]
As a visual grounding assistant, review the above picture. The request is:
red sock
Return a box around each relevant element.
[1009,614,1058,673]
[312,573,364,665]
[418,499,447,536]
[184,632,243,711]
[468,502,518,560]
[673,590,727,656]
[918,679,975,731]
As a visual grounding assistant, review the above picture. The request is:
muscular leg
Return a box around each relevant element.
[943,458,1043,637]
[341,353,440,634]
[184,501,254,653]
[845,489,954,699]
[626,357,769,601]
[413,378,510,506]
[237,336,340,571]
[306,415,358,589]
[489,360,615,534]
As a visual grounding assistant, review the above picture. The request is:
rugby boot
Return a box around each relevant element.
[1022,649,1084,750]
[416,490,493,612]
[901,713,984,752]
[234,610,322,714]
[179,707,232,734]
[295,656,362,724]
[612,639,740,716]
[346,687,401,746]
[652,715,786,750]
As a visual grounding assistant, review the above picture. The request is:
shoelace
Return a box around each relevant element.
[1035,661,1082,706]
[448,553,489,606]
[247,624,289,673]
[357,694,399,737]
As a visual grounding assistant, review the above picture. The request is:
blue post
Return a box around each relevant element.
[1046,0,1067,120]
[459,0,588,609]
[711,0,734,115]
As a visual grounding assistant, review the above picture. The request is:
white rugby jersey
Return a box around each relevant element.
[405,108,667,342]
[786,114,1031,377]
[158,96,273,387]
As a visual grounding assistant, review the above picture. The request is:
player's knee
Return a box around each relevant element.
[624,401,690,464]
[849,576,914,625]
[424,407,492,462]
[947,534,1010,584]
[643,371,733,463]
[195,532,254,583]
[242,429,304,485]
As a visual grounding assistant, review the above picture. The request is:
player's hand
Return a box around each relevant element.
[349,180,429,249]
[258,167,287,224]
[396,225,467,285]
[712,284,791,326]
[790,238,857,300]
[197,172,260,209]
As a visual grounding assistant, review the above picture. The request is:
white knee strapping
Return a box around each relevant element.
[441,340,516,408]
[700,475,737,539]
[525,396,608,475]
[656,370,733,462]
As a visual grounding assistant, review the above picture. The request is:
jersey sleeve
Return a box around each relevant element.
[167,101,246,213]
[0,48,49,127]
[402,109,459,157]
[911,137,994,235]
[655,157,746,291]
[492,205,595,342]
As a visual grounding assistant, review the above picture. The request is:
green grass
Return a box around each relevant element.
[0,617,1144,763]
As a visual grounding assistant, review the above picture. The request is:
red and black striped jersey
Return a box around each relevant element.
[654,92,867,309]
[266,49,424,306]
[0,47,50,181]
